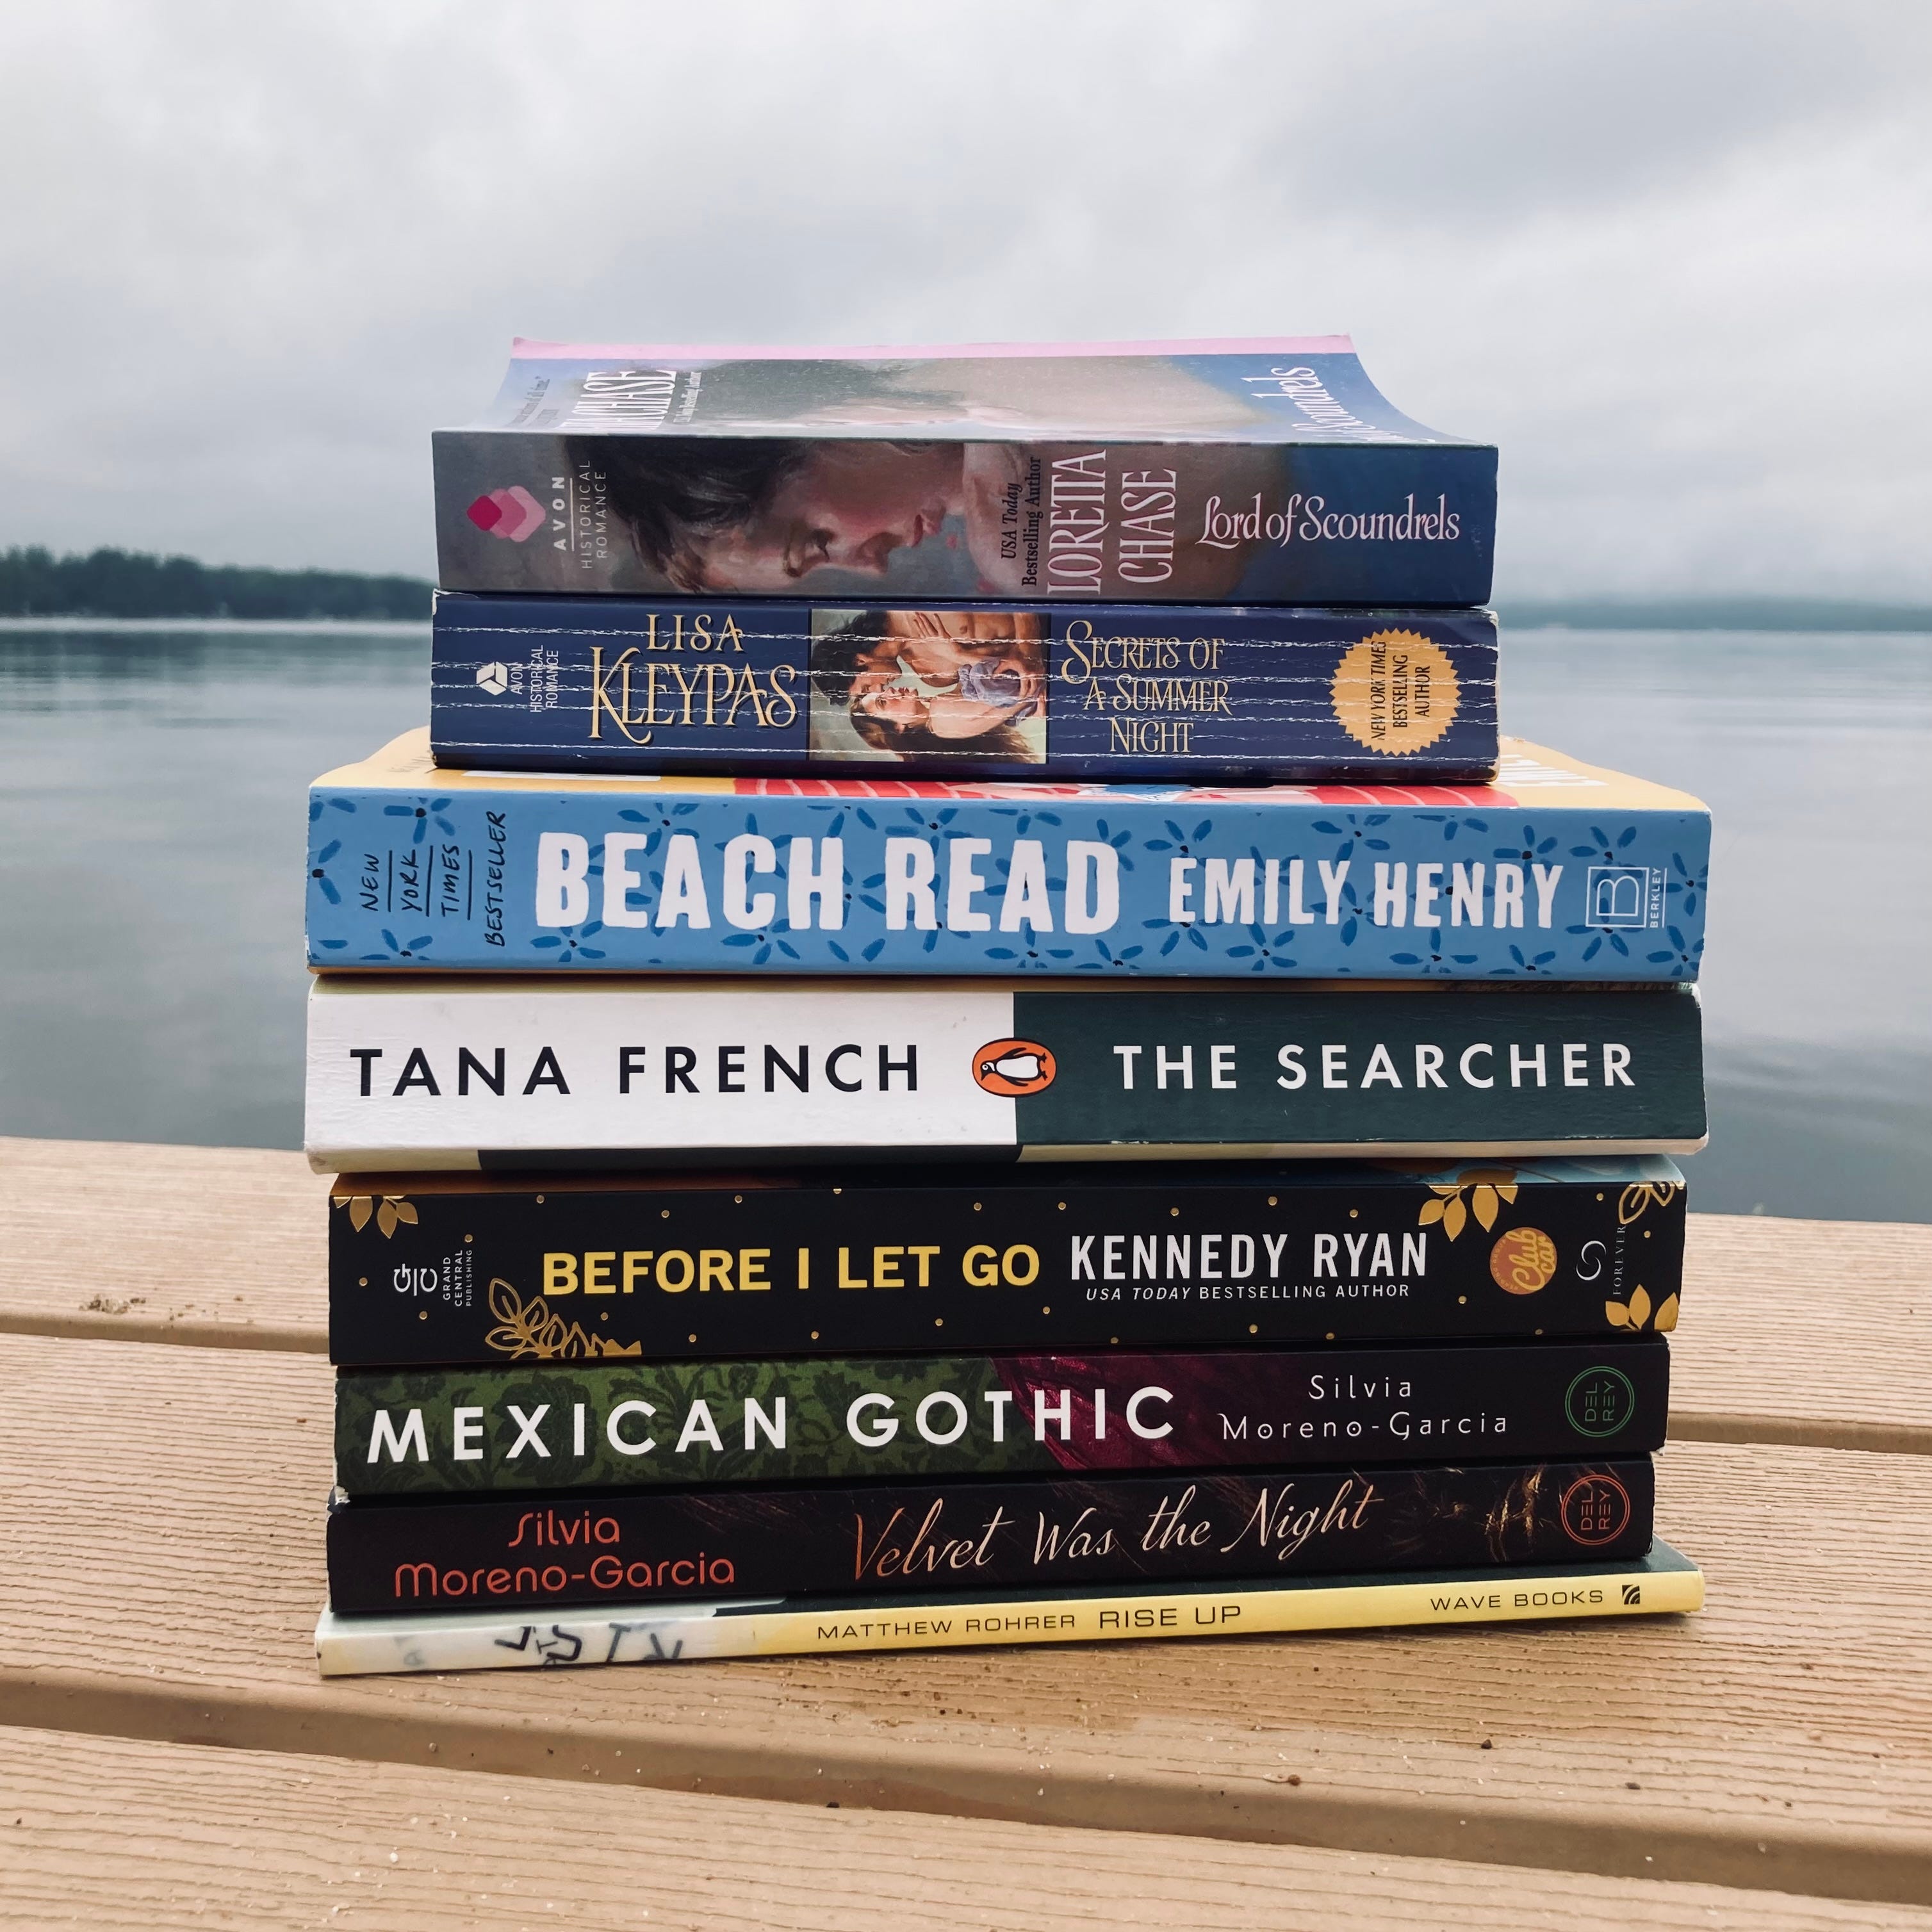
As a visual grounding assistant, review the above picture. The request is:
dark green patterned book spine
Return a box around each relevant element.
[334,1338,1667,1497]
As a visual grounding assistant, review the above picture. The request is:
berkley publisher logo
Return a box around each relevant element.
[468,485,546,543]
[973,1038,1056,1096]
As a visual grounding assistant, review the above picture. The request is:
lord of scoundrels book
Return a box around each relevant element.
[433,337,1496,605]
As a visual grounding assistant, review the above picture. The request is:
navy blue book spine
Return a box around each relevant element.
[430,596,1499,783]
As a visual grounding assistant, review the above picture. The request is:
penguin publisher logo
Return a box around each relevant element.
[972,1039,1056,1096]
[467,485,546,542]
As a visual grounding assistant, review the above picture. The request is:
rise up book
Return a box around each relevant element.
[327,1156,1688,1368]
[432,338,1496,605]
[306,731,1710,982]
[325,1455,1657,1614]
[430,595,1501,782]
[316,1541,1704,1674]
[304,976,1707,1171]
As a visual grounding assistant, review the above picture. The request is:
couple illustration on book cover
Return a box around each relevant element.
[807,605,1048,763]
[565,354,1282,602]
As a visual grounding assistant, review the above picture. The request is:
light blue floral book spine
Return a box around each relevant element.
[306,730,1708,981]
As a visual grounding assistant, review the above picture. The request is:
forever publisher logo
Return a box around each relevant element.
[468,486,546,543]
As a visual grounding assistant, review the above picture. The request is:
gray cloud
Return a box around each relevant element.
[0,0,1926,596]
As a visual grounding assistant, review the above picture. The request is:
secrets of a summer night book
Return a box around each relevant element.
[432,338,1496,605]
[429,596,1500,783]
[306,733,1709,982]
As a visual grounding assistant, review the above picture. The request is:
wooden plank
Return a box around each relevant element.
[4,1137,1929,1453]
[1,1332,1929,1908]
[4,1727,1926,1932]
[1671,1213,1932,1454]
[0,1136,328,1352]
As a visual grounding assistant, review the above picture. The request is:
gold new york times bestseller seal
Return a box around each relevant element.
[1330,629,1459,755]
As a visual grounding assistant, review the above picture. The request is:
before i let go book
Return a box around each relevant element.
[326,1156,1687,1367]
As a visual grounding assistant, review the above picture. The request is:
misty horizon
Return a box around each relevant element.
[0,1,1927,601]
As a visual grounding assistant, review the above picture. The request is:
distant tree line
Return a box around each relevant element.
[0,546,431,619]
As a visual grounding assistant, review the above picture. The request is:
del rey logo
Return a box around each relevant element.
[973,1038,1056,1096]
[468,485,546,543]
[1559,1471,1632,1546]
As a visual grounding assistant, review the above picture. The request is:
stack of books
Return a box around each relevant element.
[309,338,1708,1678]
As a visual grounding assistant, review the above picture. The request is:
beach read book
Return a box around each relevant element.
[306,733,1709,982]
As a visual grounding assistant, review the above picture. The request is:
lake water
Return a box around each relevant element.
[0,623,1924,1221]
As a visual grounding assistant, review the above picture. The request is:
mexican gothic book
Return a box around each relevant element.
[334,1339,1669,1497]
[325,1156,1687,1368]
[430,595,1500,782]
[302,977,1709,1172]
[432,338,1496,605]
[306,732,1710,982]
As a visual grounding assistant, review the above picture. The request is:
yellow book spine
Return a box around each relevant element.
[316,1551,1703,1677]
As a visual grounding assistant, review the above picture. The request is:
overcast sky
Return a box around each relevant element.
[1,0,1927,597]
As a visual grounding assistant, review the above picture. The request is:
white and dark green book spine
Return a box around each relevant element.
[316,1542,1703,1676]
[335,1339,1667,1498]
[327,1156,1688,1367]
[305,978,1707,1171]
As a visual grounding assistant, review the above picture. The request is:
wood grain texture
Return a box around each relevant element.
[5,1726,1929,1932]
[0,1136,328,1351]
[5,1136,1929,1452]
[1673,1213,1932,1452]
[2,1332,1930,1906]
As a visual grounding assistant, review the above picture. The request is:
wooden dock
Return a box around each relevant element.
[3,1133,1929,1928]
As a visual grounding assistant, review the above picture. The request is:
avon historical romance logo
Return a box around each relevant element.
[468,486,546,543]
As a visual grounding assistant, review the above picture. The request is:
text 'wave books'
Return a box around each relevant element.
[335,1338,1668,1497]
[317,1541,1704,1674]
[432,337,1496,605]
[324,1455,1657,1614]
[430,595,1501,782]
[326,1156,1687,1367]
[306,732,1709,981]
[304,976,1707,1172]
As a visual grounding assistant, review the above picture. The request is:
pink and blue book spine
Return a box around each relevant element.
[432,338,1496,605]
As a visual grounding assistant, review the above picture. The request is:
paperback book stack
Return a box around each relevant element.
[309,338,1709,1678]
